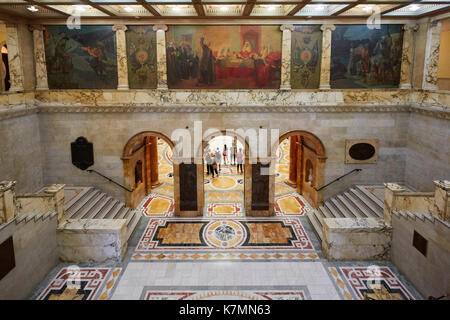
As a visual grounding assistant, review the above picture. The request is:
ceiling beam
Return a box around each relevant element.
[137,0,161,16]
[380,1,417,15]
[418,5,450,18]
[331,1,362,16]
[81,0,117,16]
[192,0,205,16]
[243,0,256,16]
[287,0,311,16]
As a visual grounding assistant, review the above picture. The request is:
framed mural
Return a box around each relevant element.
[291,26,322,89]
[166,25,282,89]
[126,25,157,89]
[330,25,403,89]
[44,25,117,89]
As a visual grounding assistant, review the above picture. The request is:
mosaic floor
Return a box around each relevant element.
[29,138,423,300]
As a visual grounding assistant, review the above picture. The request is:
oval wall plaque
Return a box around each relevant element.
[349,143,376,161]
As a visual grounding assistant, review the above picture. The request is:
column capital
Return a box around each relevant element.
[280,24,294,32]
[153,24,168,32]
[28,24,45,32]
[320,24,336,32]
[402,24,419,32]
[112,24,128,32]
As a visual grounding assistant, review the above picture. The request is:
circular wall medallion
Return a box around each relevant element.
[349,143,376,161]
[203,220,246,248]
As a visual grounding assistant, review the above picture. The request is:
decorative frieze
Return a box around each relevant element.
[399,24,419,90]
[319,24,335,90]
[112,24,129,90]
[153,24,168,90]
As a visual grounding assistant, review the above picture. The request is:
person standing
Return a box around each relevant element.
[215,147,222,172]
[211,153,219,178]
[231,142,237,165]
[236,148,243,174]
[223,144,228,165]
[205,151,212,175]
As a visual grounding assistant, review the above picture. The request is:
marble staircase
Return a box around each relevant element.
[307,185,384,242]
[64,187,141,241]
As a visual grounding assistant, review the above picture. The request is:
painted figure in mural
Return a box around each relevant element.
[51,36,73,74]
[166,26,281,89]
[81,42,106,76]
[330,25,403,88]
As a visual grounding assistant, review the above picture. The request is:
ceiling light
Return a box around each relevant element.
[124,6,133,12]
[362,5,373,13]
[315,5,325,11]
[410,4,420,11]
[268,5,277,11]
[220,6,228,12]
[27,5,39,12]
[171,5,181,12]
[75,5,86,12]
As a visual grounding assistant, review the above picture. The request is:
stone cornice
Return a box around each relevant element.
[0,106,38,121]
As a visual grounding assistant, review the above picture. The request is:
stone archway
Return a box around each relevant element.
[275,130,327,208]
[122,131,174,209]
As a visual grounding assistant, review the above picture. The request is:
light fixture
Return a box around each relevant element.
[267,5,276,11]
[124,6,133,12]
[315,5,325,11]
[362,5,373,13]
[220,6,228,12]
[75,5,86,12]
[171,5,181,12]
[410,4,420,11]
[27,5,39,12]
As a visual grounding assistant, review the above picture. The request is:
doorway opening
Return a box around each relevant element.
[274,131,326,215]
[122,132,174,217]
[203,135,245,217]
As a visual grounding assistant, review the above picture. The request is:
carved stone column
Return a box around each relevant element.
[399,24,419,90]
[5,24,24,92]
[29,25,49,90]
[280,24,294,90]
[319,24,336,90]
[153,24,168,90]
[383,183,406,227]
[44,184,66,224]
[149,136,161,187]
[286,135,297,187]
[432,180,450,222]
[112,24,129,90]
[422,21,442,91]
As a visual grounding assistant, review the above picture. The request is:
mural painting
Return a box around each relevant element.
[291,26,322,89]
[126,25,157,89]
[44,25,117,89]
[330,25,403,88]
[166,25,282,89]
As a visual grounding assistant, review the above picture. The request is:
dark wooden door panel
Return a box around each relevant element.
[179,163,198,211]
[251,162,269,211]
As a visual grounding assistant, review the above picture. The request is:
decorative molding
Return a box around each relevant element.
[0,106,39,121]
[153,24,168,32]
[112,24,128,32]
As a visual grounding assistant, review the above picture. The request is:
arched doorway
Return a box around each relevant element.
[122,131,174,209]
[274,131,326,208]
[202,134,246,217]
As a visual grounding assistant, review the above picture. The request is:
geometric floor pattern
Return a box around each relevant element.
[30,138,422,300]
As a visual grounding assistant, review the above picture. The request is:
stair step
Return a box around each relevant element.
[66,189,100,218]
[83,195,110,219]
[124,209,136,225]
[331,198,356,218]
[103,202,125,219]
[343,192,374,218]
[350,188,383,218]
[307,212,323,243]
[71,192,105,219]
[115,207,131,220]
[336,195,363,218]
[65,187,94,212]
[315,207,327,222]
[320,205,334,218]
[325,201,345,218]
[93,198,117,219]
[355,185,384,209]
[126,212,142,241]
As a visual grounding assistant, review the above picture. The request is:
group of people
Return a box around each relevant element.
[204,144,244,178]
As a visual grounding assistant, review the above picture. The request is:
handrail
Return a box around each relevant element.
[86,169,134,192]
[314,168,362,192]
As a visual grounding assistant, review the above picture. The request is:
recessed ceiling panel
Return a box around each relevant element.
[384,4,449,15]
[100,4,153,16]
[154,4,197,16]
[204,4,245,16]
[340,4,399,16]
[295,4,347,16]
[47,4,110,16]
[251,4,297,16]
[0,4,63,17]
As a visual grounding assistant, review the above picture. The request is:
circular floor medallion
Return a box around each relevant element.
[203,220,246,248]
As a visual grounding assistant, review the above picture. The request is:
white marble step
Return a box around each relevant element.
[66,189,100,218]
[325,201,345,218]
[94,198,119,219]
[350,188,382,218]
[82,194,110,219]
[336,195,365,218]
[65,187,94,212]
[344,191,376,218]
[355,185,384,209]
[103,202,125,219]
[307,211,323,243]
[71,192,105,219]
[332,197,357,218]
[126,212,142,241]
